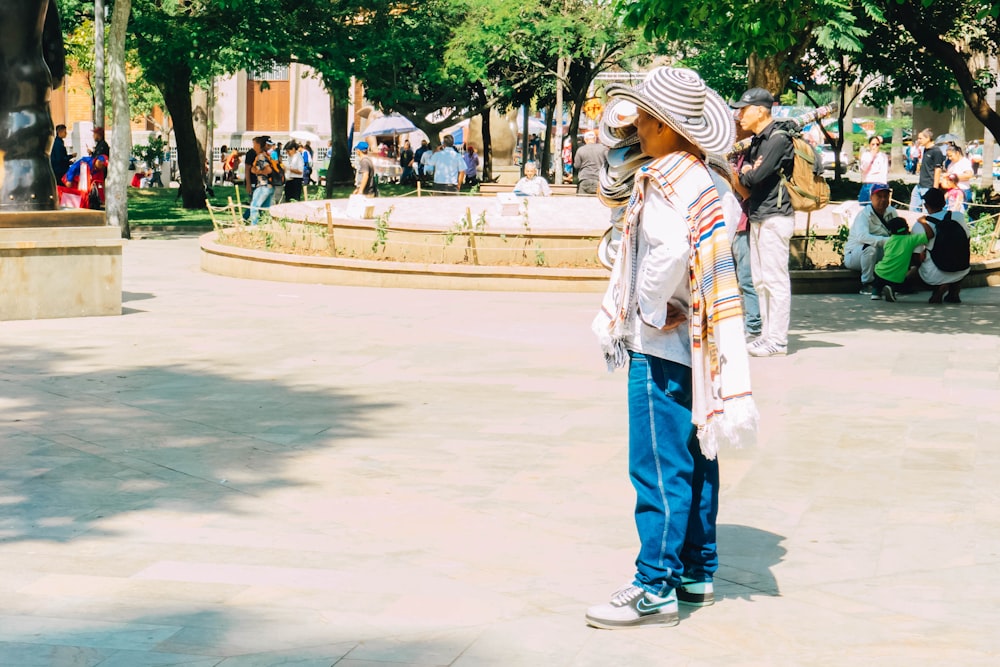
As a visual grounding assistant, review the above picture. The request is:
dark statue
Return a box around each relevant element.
[0,0,65,211]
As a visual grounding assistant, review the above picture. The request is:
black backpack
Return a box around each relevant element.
[929,212,971,272]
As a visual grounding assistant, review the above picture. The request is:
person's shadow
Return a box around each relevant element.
[714,524,785,601]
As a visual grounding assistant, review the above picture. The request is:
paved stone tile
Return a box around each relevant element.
[1,236,999,664]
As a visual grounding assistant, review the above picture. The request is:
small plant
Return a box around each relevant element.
[970,212,999,257]
[371,206,394,253]
[830,223,850,258]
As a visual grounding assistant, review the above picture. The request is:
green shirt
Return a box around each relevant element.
[875,232,927,284]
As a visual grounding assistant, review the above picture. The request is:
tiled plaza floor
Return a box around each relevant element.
[1,234,999,666]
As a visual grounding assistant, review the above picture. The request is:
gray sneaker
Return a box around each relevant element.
[585,585,679,629]
[677,578,714,607]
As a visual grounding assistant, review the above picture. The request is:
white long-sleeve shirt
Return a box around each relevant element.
[626,183,692,367]
[860,150,889,184]
[844,205,896,256]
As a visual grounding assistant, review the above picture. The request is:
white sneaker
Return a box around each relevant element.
[585,585,679,629]
[748,342,787,357]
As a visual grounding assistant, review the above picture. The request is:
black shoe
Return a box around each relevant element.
[882,285,896,302]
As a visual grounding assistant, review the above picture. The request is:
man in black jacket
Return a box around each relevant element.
[734,88,795,357]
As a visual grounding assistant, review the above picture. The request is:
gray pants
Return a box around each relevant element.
[844,244,884,286]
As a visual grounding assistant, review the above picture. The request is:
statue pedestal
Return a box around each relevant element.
[0,211,123,321]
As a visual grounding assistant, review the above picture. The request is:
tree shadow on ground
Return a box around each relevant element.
[793,287,1000,341]
[0,343,394,546]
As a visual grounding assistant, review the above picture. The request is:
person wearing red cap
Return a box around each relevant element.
[843,183,898,294]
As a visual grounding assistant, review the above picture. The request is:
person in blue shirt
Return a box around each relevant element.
[429,135,465,194]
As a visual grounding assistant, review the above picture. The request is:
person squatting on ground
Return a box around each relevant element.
[909,128,944,212]
[871,217,934,302]
[588,67,758,631]
[733,87,795,357]
[843,184,897,293]
[913,187,972,304]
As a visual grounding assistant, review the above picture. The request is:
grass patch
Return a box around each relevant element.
[127,182,424,228]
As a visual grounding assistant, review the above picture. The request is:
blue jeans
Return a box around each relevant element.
[250,184,274,224]
[628,352,720,596]
[909,185,929,212]
[732,231,761,336]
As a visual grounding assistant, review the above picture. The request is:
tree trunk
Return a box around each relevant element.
[325,87,353,196]
[889,98,905,177]
[480,105,492,182]
[159,64,206,209]
[747,53,786,96]
[541,101,554,181]
[106,0,131,238]
[192,84,210,188]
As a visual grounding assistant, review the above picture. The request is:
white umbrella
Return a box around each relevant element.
[360,114,419,137]
[289,130,322,143]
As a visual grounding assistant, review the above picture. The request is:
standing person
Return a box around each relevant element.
[909,128,945,212]
[50,124,72,184]
[352,142,378,196]
[587,67,757,630]
[244,143,257,201]
[858,135,889,205]
[267,139,286,204]
[414,139,430,182]
[574,130,608,194]
[283,141,304,201]
[248,136,274,225]
[91,126,110,158]
[301,142,313,185]
[464,144,480,187]
[399,140,415,185]
[733,87,795,358]
[429,135,465,193]
[729,122,762,342]
[944,143,974,207]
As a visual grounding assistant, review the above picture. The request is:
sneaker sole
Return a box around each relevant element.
[677,591,715,607]
[585,611,680,629]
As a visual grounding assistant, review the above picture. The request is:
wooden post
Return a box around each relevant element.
[465,207,479,265]
[325,202,337,256]
[227,196,237,226]
[417,180,421,197]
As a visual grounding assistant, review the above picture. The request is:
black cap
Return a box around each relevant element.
[732,88,775,109]
[922,187,946,210]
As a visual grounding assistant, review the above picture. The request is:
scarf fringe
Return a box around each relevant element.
[697,395,759,460]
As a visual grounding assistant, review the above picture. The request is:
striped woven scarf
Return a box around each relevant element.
[594,152,757,458]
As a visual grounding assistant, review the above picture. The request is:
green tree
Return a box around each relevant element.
[129,0,269,208]
[617,0,866,95]
[873,0,1000,142]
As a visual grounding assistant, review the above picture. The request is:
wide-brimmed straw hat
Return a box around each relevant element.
[605,67,734,156]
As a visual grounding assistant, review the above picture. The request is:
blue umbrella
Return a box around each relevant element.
[360,114,419,137]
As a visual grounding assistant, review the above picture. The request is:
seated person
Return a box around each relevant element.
[843,184,895,293]
[872,217,934,302]
[513,162,552,196]
[914,187,972,304]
